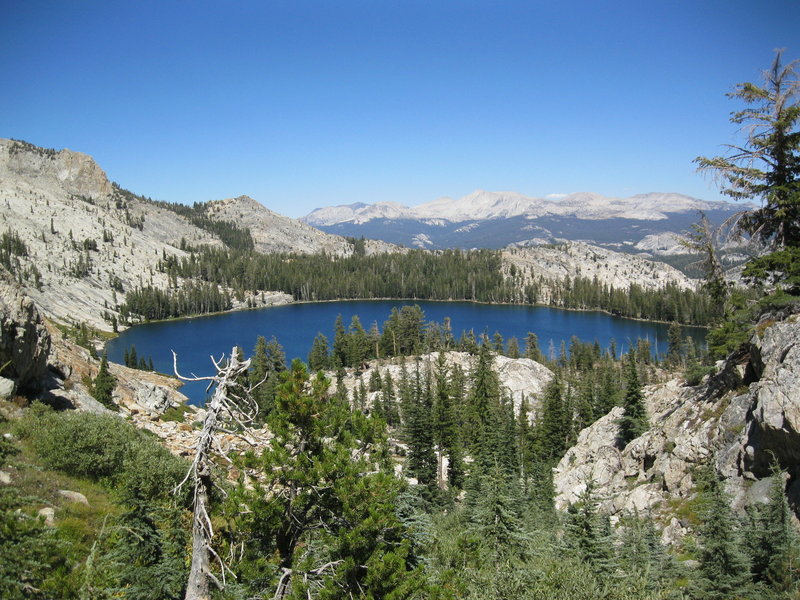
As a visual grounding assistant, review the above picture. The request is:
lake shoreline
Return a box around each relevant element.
[106,299,709,405]
[113,294,709,342]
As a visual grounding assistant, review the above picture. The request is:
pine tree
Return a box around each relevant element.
[617,512,668,591]
[506,336,520,358]
[431,352,463,489]
[368,367,383,392]
[406,364,437,502]
[467,461,528,559]
[93,353,117,409]
[563,480,615,579]
[465,343,501,464]
[346,315,370,366]
[307,332,330,371]
[382,371,399,427]
[743,466,800,596]
[575,374,595,432]
[595,360,621,417]
[492,331,504,353]
[229,360,422,598]
[525,331,543,362]
[127,344,138,368]
[666,321,684,368]
[249,336,285,420]
[532,375,569,464]
[332,314,348,368]
[525,458,556,526]
[617,352,648,446]
[695,50,800,251]
[691,463,751,600]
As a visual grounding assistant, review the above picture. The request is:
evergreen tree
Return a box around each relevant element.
[99,496,186,600]
[368,367,383,392]
[382,371,399,427]
[397,360,414,430]
[575,374,595,432]
[127,344,138,368]
[229,360,422,598]
[695,50,800,251]
[617,352,648,446]
[346,315,370,366]
[355,376,368,411]
[332,314,348,368]
[617,512,668,591]
[563,480,615,579]
[467,461,528,559]
[506,336,520,359]
[406,364,437,503]
[595,360,621,417]
[499,394,520,474]
[93,353,117,409]
[691,464,751,600]
[743,466,800,596]
[666,321,684,367]
[459,329,479,354]
[492,331,504,353]
[431,352,464,489]
[465,343,501,463]
[532,376,570,464]
[525,331,543,362]
[525,459,556,526]
[249,336,285,420]
[307,332,330,371]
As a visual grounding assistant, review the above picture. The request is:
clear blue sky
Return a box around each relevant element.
[2,1,798,217]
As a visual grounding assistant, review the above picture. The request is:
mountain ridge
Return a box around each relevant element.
[302,190,749,251]
[303,189,745,226]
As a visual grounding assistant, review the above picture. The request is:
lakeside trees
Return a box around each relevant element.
[116,245,716,326]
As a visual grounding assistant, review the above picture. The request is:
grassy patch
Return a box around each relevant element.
[665,495,704,529]
[160,402,193,423]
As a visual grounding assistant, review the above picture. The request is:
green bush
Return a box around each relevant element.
[14,404,186,501]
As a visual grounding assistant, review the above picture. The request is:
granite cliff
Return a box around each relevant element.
[553,310,800,542]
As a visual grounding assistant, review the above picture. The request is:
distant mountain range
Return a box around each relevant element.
[302,190,750,252]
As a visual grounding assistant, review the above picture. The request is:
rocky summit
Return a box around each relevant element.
[554,311,800,544]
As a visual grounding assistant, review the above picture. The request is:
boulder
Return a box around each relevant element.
[0,270,50,391]
[58,490,89,506]
[38,506,55,526]
[134,381,173,415]
[0,376,14,399]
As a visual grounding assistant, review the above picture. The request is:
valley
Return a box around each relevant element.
[0,137,797,600]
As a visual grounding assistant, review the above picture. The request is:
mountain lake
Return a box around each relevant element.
[105,300,707,405]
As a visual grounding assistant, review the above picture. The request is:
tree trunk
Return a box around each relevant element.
[185,467,212,600]
[182,347,247,600]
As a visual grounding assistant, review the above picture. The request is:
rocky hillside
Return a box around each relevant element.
[204,195,397,256]
[0,139,381,329]
[502,242,695,302]
[0,266,188,414]
[553,311,800,543]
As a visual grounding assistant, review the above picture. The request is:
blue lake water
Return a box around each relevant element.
[105,300,706,405]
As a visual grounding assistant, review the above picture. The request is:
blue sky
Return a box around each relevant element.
[2,1,798,217]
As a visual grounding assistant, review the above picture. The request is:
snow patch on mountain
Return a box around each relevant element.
[303,190,742,227]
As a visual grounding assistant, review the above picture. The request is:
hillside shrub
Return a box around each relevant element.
[14,404,186,500]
